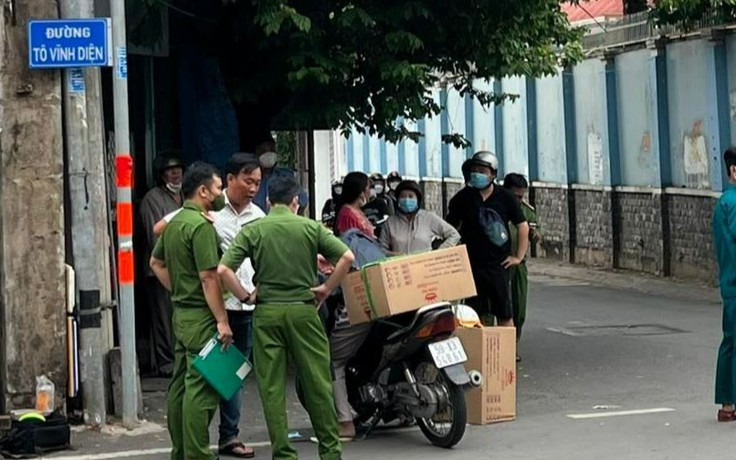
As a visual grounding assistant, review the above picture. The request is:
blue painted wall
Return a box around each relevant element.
[339,34,736,195]
[536,74,567,183]
[616,49,660,187]
[667,40,712,189]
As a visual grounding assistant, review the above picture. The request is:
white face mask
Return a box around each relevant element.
[260,151,278,169]
[166,182,182,194]
[375,184,385,194]
[388,181,400,191]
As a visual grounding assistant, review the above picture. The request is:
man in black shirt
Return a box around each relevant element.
[447,151,529,327]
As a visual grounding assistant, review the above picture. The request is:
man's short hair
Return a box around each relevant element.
[268,175,302,206]
[725,147,736,174]
[226,153,260,177]
[503,173,529,190]
[182,162,220,199]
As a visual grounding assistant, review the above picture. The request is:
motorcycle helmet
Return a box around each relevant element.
[470,151,499,172]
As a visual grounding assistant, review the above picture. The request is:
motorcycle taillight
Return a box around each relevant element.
[415,313,458,338]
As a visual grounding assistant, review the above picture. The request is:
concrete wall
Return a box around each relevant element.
[336,32,736,285]
[0,0,67,411]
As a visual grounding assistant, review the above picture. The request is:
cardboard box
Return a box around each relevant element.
[455,326,516,425]
[342,245,477,325]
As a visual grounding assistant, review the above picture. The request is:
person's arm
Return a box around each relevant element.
[503,197,529,268]
[445,194,461,228]
[311,225,355,306]
[153,208,183,237]
[378,218,392,251]
[432,213,462,249]
[192,224,233,347]
[217,229,255,303]
[149,237,171,290]
[139,195,160,249]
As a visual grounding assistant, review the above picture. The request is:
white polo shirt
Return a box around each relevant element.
[162,190,265,311]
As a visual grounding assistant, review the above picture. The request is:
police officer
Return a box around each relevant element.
[140,154,185,376]
[503,173,541,361]
[218,175,355,460]
[149,161,233,460]
[446,151,529,327]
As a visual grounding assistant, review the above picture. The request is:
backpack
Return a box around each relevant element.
[339,228,387,269]
[0,412,71,458]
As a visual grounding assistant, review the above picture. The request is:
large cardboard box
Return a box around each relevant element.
[342,245,476,325]
[455,326,516,425]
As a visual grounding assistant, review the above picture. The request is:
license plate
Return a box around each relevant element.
[428,337,468,369]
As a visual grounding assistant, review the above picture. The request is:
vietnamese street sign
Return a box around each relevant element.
[28,18,113,69]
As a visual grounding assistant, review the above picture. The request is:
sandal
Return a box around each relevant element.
[718,409,736,422]
[219,440,255,458]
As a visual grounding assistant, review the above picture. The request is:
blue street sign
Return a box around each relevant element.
[28,18,112,69]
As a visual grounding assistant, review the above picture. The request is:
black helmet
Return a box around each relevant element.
[387,171,402,182]
[370,172,385,182]
[155,154,184,174]
[470,151,499,171]
[394,180,423,206]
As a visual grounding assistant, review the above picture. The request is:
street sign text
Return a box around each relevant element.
[29,19,113,69]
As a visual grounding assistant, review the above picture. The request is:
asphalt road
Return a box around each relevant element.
[48,266,728,460]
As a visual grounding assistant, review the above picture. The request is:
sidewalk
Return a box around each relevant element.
[528,259,720,305]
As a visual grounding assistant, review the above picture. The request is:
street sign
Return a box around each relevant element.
[28,18,113,69]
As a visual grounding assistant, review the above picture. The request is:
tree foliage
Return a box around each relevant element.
[650,0,736,28]
[130,0,583,149]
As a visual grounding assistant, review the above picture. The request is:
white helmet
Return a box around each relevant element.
[471,151,499,172]
[453,304,481,328]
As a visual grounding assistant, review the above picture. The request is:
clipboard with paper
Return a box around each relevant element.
[193,334,252,401]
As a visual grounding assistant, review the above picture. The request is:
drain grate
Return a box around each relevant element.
[546,324,688,337]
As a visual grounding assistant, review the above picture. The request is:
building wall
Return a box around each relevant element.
[336,32,736,285]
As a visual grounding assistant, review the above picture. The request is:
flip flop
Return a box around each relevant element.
[218,440,255,458]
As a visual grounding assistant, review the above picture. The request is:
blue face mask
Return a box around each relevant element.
[398,198,419,214]
[469,172,491,189]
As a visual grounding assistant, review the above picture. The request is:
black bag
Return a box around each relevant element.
[0,412,71,458]
[478,207,509,247]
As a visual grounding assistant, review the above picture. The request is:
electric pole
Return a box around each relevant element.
[111,0,139,428]
[59,0,108,427]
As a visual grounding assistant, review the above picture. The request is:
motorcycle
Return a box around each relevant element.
[343,301,481,448]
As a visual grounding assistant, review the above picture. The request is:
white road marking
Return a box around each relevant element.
[567,407,675,420]
[45,441,272,459]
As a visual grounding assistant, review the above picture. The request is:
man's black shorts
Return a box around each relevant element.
[466,267,512,321]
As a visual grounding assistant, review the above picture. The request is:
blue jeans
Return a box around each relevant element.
[218,310,254,445]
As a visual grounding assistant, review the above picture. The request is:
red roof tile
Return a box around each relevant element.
[562,0,624,23]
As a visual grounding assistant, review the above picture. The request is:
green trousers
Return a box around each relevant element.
[510,262,528,340]
[253,304,341,460]
[716,297,736,404]
[168,308,219,460]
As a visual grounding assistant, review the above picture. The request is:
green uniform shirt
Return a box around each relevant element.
[152,200,221,309]
[220,205,349,304]
[510,201,539,260]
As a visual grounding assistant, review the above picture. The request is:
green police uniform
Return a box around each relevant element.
[509,201,539,341]
[152,200,222,460]
[221,205,348,460]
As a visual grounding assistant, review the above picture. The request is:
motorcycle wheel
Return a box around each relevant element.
[415,365,467,449]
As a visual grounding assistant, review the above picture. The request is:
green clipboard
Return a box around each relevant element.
[192,334,252,401]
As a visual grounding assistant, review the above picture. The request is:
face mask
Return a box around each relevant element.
[398,198,419,214]
[333,186,343,196]
[388,181,400,191]
[375,184,385,194]
[166,182,182,194]
[369,189,377,199]
[259,151,278,169]
[469,172,491,190]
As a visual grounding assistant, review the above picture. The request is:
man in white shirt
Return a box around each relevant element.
[155,153,264,458]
